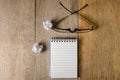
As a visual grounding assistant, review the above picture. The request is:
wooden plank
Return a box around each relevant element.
[35,0,78,80]
[79,0,120,80]
[0,0,35,80]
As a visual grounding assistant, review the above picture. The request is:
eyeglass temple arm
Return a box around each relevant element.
[59,1,88,14]
[59,1,73,14]
[71,4,88,14]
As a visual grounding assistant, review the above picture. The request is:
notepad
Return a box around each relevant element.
[50,38,78,78]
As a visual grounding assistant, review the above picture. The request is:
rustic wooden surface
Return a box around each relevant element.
[79,0,120,80]
[0,0,35,80]
[0,0,120,80]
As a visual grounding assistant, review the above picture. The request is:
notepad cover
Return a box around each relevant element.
[50,38,78,78]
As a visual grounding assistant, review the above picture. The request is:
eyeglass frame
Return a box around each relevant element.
[51,1,95,33]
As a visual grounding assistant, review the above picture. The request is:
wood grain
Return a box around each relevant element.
[0,0,35,80]
[79,0,120,80]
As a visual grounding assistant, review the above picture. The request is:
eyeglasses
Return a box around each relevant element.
[51,1,95,33]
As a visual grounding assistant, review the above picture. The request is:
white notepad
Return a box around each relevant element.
[50,38,78,78]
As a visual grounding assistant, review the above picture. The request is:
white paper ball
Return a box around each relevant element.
[32,43,43,53]
[43,20,53,30]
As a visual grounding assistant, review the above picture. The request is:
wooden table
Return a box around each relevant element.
[0,0,120,80]
[79,0,120,80]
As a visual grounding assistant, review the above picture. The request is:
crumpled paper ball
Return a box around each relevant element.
[32,43,43,53]
[43,20,53,30]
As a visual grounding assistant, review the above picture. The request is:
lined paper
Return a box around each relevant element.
[50,38,77,78]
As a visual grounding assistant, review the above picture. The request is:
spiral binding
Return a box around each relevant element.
[51,37,77,42]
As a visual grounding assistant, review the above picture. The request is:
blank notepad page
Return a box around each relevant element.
[50,38,77,78]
